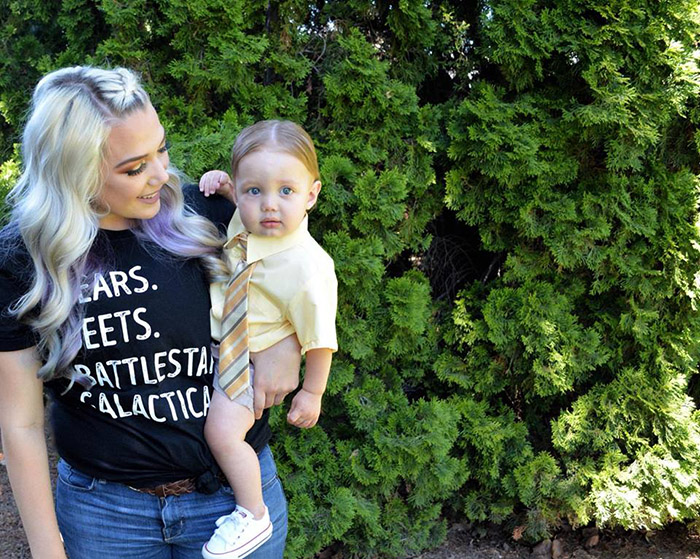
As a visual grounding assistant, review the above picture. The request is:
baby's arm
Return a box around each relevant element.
[287,348,333,429]
[199,170,235,202]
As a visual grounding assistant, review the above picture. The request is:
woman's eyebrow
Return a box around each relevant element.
[114,133,166,168]
[114,153,147,168]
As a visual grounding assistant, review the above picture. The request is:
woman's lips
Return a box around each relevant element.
[138,190,161,204]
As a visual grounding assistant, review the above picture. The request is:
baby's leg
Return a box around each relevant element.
[204,390,265,518]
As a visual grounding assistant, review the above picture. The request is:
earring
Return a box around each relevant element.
[90,198,109,215]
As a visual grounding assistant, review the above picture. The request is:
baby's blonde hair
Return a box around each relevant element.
[231,120,320,181]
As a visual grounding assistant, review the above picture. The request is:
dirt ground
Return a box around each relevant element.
[1,442,699,559]
[414,522,700,559]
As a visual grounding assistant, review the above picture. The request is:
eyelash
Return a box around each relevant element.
[125,141,170,176]
[126,163,146,177]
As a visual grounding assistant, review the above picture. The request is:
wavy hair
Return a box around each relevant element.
[7,66,227,382]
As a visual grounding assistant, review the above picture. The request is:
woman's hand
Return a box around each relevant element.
[250,334,301,419]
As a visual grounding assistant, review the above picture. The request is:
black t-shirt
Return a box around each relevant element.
[0,185,271,487]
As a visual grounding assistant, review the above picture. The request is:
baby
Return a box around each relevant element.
[200,120,337,559]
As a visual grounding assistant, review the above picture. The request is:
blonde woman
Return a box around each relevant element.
[0,66,297,559]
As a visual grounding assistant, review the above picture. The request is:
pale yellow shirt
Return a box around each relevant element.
[211,210,338,354]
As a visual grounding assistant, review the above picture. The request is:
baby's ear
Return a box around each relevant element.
[230,181,239,205]
[307,180,322,210]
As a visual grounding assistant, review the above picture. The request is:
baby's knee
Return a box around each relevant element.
[205,417,249,455]
[206,394,253,441]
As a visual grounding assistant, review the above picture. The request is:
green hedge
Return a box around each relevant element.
[2,0,700,556]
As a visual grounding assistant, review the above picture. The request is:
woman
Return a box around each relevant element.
[0,66,299,558]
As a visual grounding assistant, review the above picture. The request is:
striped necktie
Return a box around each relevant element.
[218,233,256,400]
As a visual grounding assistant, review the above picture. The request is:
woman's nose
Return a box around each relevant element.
[149,158,170,186]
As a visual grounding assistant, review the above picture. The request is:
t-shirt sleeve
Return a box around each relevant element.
[0,239,37,351]
[182,182,234,233]
[286,264,338,354]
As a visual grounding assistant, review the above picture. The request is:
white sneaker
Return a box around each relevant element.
[202,505,273,559]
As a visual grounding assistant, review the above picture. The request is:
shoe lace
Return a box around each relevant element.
[214,511,250,546]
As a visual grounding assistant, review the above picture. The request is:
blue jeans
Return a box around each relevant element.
[55,446,287,559]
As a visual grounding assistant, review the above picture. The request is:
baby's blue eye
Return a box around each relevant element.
[249,187,261,195]
[281,186,293,195]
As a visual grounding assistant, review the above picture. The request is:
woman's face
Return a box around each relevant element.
[98,102,170,230]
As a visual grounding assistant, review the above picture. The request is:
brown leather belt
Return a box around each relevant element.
[130,477,198,497]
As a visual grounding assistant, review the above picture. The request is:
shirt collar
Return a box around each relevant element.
[225,209,311,263]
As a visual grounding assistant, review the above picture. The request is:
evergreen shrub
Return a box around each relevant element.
[1,0,700,555]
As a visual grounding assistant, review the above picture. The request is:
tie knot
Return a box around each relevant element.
[233,233,248,258]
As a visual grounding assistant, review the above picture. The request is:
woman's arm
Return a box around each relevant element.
[0,347,66,559]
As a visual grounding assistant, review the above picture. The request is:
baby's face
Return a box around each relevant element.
[232,149,320,238]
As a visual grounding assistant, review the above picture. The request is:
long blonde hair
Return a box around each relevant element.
[7,66,227,381]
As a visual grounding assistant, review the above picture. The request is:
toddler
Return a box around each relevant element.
[200,120,337,559]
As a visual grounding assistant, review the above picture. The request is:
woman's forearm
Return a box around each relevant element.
[3,424,66,558]
[0,348,65,558]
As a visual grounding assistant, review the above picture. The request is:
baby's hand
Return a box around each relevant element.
[199,170,234,200]
[287,389,322,429]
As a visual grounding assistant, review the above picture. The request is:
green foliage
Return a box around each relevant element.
[0,147,20,224]
[2,0,700,555]
[441,0,700,543]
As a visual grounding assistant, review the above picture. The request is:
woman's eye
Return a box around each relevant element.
[126,162,147,176]
[158,140,171,154]
[281,186,293,195]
